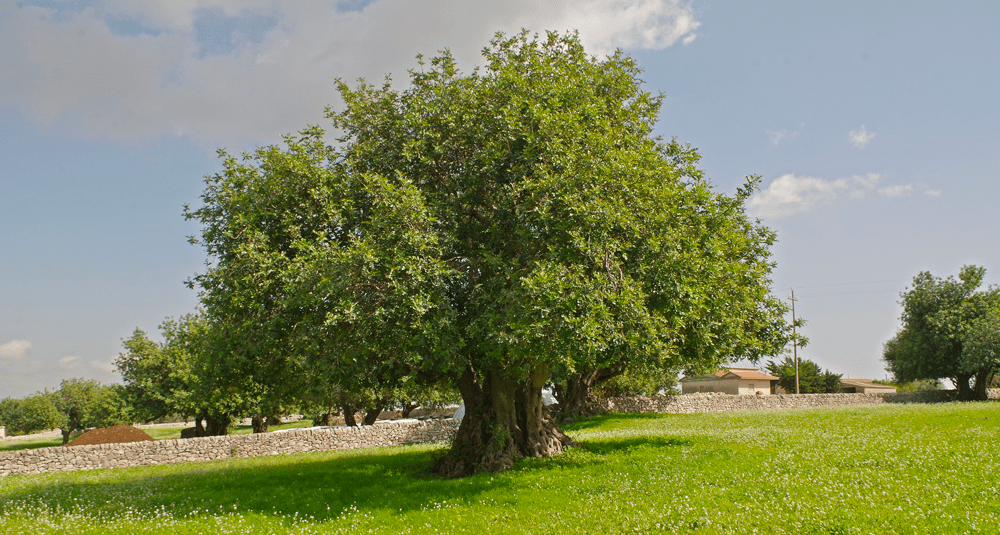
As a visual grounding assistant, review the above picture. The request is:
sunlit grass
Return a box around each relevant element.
[2,403,999,533]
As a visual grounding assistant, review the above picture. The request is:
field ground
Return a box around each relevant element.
[2,402,999,534]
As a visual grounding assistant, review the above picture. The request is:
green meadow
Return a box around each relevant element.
[2,403,998,534]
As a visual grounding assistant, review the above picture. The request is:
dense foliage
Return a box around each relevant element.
[765,356,842,394]
[0,393,62,436]
[883,265,1000,399]
[182,31,791,475]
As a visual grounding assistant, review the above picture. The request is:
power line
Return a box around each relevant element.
[796,288,900,298]
[781,278,906,290]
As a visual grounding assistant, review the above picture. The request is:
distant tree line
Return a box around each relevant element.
[0,379,130,444]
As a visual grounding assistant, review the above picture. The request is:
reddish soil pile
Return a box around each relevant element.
[67,424,155,447]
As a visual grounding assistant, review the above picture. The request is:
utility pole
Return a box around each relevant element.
[789,288,799,394]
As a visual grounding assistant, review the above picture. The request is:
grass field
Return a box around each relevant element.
[2,402,999,534]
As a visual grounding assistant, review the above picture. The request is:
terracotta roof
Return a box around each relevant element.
[681,367,779,382]
[724,369,780,381]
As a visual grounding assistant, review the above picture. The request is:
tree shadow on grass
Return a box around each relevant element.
[0,446,506,523]
[1,416,691,525]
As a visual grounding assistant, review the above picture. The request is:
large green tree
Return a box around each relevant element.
[186,31,791,476]
[883,265,1000,400]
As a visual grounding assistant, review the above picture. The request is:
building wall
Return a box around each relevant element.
[681,379,740,395]
[683,379,770,395]
[737,380,771,396]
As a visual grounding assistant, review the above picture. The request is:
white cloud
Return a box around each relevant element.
[766,122,804,147]
[879,184,913,197]
[749,172,919,219]
[90,358,117,374]
[0,1,699,147]
[58,355,82,370]
[849,125,876,148]
[0,340,32,360]
[924,189,942,197]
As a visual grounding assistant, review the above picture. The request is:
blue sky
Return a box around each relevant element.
[2,0,998,397]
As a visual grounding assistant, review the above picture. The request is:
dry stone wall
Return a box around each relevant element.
[5,390,996,477]
[595,389,999,415]
[1,419,459,477]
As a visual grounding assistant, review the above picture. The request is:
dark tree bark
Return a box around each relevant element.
[204,413,232,435]
[362,396,391,425]
[553,367,621,422]
[341,404,358,426]
[251,415,268,433]
[401,402,419,418]
[61,428,72,445]
[973,370,991,400]
[956,374,974,400]
[362,408,382,425]
[435,365,577,477]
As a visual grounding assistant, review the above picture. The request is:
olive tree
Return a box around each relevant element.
[883,265,1000,400]
[186,31,792,476]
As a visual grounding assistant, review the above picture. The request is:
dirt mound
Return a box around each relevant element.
[67,424,155,447]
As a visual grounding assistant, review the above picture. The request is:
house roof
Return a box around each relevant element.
[681,367,779,382]
[840,379,896,390]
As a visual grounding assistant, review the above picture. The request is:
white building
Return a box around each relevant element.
[680,367,779,395]
[839,379,897,394]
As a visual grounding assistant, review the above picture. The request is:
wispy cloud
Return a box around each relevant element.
[924,189,942,197]
[849,125,876,148]
[879,184,913,197]
[766,123,805,147]
[90,358,117,374]
[0,1,700,147]
[749,173,924,219]
[58,355,82,370]
[0,340,32,360]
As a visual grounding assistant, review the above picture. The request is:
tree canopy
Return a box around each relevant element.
[883,265,1000,400]
[185,30,792,475]
[765,356,841,394]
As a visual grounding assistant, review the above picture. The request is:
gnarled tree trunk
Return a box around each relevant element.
[973,370,991,400]
[341,404,358,426]
[553,367,621,422]
[435,365,577,477]
[205,413,232,436]
[956,374,974,400]
[401,402,419,418]
[363,408,383,425]
[251,415,268,433]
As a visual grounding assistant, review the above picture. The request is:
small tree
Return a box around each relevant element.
[117,315,244,435]
[766,356,841,394]
[0,393,64,436]
[55,379,128,444]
